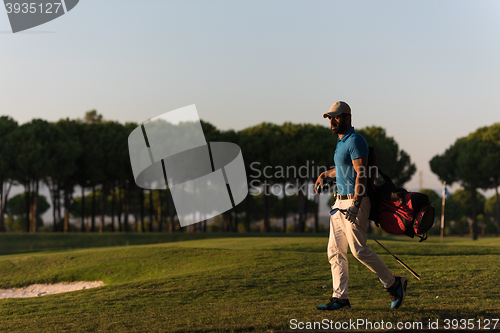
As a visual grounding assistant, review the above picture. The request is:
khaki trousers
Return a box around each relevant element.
[327,197,395,299]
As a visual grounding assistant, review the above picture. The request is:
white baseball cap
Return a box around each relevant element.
[323,101,351,118]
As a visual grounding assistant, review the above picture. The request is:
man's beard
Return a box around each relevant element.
[331,120,349,134]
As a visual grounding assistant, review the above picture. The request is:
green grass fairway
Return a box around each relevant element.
[1,234,499,332]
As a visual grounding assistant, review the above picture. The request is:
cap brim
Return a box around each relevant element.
[323,110,344,118]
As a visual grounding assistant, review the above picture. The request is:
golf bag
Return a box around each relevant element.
[367,147,435,242]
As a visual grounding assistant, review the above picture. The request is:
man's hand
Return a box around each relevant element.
[315,168,336,194]
[345,204,359,223]
[314,174,325,194]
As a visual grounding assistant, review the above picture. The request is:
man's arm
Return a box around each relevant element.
[314,168,336,194]
[344,156,368,223]
[352,156,368,203]
[322,168,336,179]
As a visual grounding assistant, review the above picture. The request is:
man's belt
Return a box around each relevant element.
[337,194,355,200]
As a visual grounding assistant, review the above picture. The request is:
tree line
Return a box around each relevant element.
[421,188,499,237]
[0,111,417,233]
[430,123,500,240]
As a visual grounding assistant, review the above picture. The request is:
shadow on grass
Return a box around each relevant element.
[1,232,499,257]
[0,232,329,256]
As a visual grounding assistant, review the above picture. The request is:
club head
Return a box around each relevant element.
[329,208,339,215]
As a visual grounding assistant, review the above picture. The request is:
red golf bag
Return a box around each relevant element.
[367,147,435,242]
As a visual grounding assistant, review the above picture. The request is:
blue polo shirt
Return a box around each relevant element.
[334,127,368,195]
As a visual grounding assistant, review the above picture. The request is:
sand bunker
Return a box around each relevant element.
[0,281,105,299]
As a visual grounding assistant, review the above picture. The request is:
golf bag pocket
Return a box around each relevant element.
[378,200,413,235]
[378,192,435,241]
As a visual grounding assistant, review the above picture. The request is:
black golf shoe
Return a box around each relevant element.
[386,276,407,309]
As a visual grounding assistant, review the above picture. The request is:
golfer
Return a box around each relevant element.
[314,101,406,310]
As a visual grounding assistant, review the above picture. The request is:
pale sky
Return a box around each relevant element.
[2,0,500,196]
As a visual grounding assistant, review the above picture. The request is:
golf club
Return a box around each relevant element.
[330,207,421,281]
